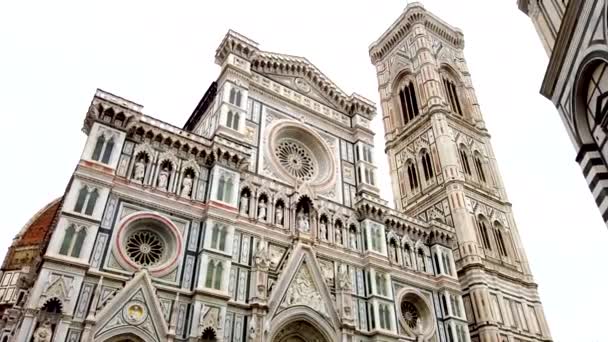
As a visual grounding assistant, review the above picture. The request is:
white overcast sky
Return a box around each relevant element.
[1,1,606,341]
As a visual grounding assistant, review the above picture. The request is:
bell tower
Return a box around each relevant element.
[370,3,552,341]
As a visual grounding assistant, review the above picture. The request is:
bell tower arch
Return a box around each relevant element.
[370,3,552,342]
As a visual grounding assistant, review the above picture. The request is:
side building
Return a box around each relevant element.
[518,0,608,227]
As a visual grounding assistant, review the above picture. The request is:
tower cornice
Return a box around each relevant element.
[369,2,465,64]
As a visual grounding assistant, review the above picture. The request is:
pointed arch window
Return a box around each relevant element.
[406,160,420,192]
[459,146,472,176]
[398,81,420,125]
[91,133,115,165]
[215,173,234,204]
[210,224,228,252]
[473,152,486,183]
[420,150,434,182]
[229,87,242,107]
[494,224,508,257]
[73,185,99,216]
[205,259,224,290]
[443,77,463,116]
[59,224,87,258]
[477,216,492,250]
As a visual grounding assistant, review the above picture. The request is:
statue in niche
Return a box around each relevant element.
[297,211,310,233]
[404,248,412,267]
[417,250,426,271]
[336,227,342,245]
[240,193,249,215]
[254,239,270,270]
[32,321,52,342]
[350,230,357,249]
[181,174,193,197]
[275,204,284,226]
[133,157,146,183]
[158,167,170,190]
[258,199,267,221]
[248,316,257,342]
[319,220,327,240]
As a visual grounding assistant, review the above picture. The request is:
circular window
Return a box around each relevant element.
[126,230,165,267]
[266,120,336,193]
[275,139,317,181]
[397,291,436,339]
[113,212,182,277]
[401,301,419,329]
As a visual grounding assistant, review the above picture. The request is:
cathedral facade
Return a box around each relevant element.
[518,0,608,227]
[1,3,551,342]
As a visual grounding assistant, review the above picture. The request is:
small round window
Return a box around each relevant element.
[401,301,420,329]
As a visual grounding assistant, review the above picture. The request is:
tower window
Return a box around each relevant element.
[477,217,492,250]
[443,77,463,116]
[210,224,228,251]
[406,160,420,192]
[205,259,224,290]
[215,174,233,203]
[398,81,420,125]
[459,146,472,176]
[494,224,508,257]
[420,150,434,182]
[474,152,486,183]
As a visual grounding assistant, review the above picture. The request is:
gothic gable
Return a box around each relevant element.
[93,270,169,342]
[264,74,339,111]
[267,243,340,328]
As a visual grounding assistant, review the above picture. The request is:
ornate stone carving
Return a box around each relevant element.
[281,264,327,316]
[32,321,52,342]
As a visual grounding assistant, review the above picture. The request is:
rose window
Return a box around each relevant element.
[274,139,317,181]
[401,301,419,329]
[125,230,165,267]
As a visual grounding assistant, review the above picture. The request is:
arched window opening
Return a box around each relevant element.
[211,225,220,249]
[91,135,105,161]
[71,228,87,258]
[494,223,508,257]
[477,216,492,250]
[398,81,420,125]
[101,138,114,164]
[420,150,434,182]
[226,111,234,129]
[442,294,449,315]
[406,160,420,192]
[442,253,453,276]
[459,146,472,176]
[229,88,237,105]
[232,112,240,131]
[214,262,223,290]
[474,152,486,183]
[59,225,76,256]
[434,253,441,275]
[216,176,226,202]
[74,187,89,213]
[443,77,463,116]
[205,261,215,288]
[447,325,455,342]
[84,189,98,216]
